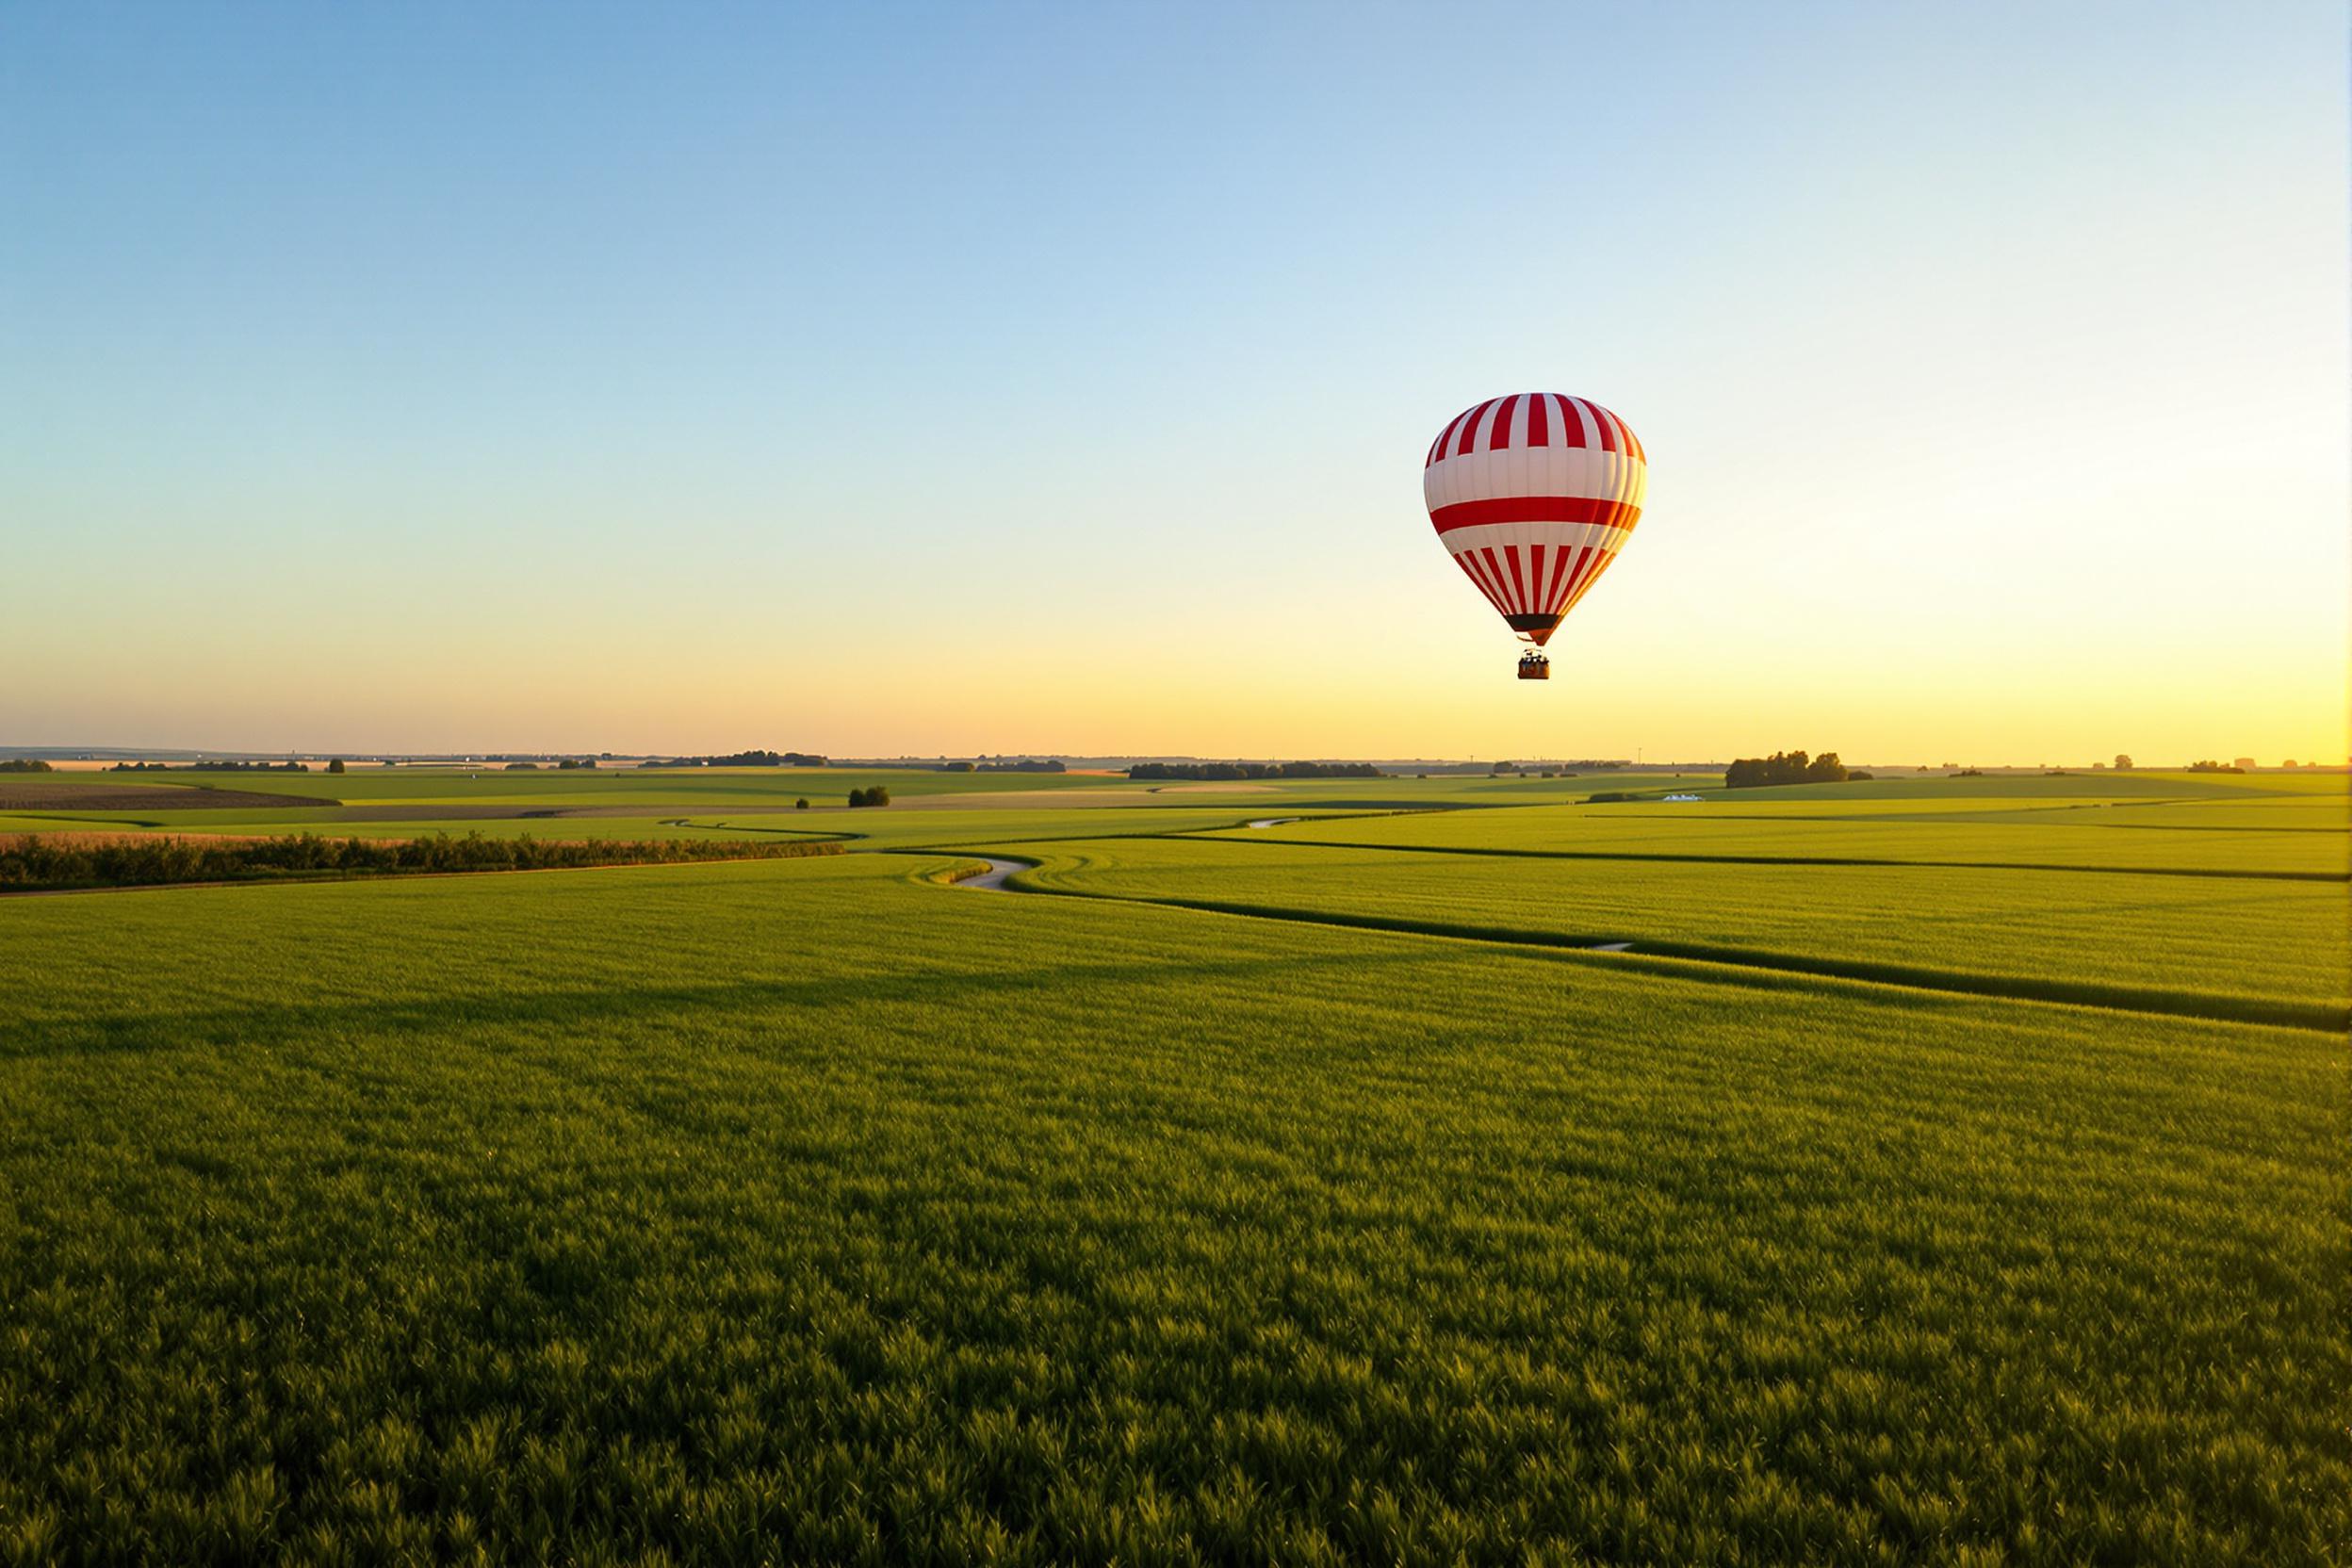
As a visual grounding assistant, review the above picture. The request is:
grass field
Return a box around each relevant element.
[995,840,2346,1029]
[1202,802,2348,876]
[1,768,2344,1561]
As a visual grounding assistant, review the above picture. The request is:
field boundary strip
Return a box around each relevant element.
[907,854,2346,1036]
[1176,834,2349,884]
[1581,807,2351,835]
[0,841,845,897]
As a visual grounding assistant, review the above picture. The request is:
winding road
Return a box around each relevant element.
[950,857,1032,890]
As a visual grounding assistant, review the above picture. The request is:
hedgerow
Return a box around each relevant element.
[0,833,840,891]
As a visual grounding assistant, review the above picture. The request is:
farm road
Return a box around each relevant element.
[948,858,1032,890]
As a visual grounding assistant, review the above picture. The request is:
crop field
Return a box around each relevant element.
[1001,840,2345,1027]
[1198,805,2347,876]
[0,769,2344,1561]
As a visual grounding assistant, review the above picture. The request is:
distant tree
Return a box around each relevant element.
[0,759,55,773]
[326,759,346,775]
[505,761,540,770]
[846,786,890,808]
[1848,771,1874,781]
[795,797,809,809]
[2114,754,2132,771]
[1725,749,1849,789]
[558,758,597,770]
[1127,761,1380,781]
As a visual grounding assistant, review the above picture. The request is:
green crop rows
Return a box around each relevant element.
[1,769,2344,1562]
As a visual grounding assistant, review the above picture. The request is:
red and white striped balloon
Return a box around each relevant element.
[1424,393,1645,646]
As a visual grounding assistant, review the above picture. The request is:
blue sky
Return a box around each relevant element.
[4,1,2344,760]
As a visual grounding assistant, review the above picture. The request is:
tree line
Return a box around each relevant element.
[0,759,54,773]
[845,787,891,808]
[1127,761,1383,781]
[110,760,312,774]
[0,832,841,892]
[1723,751,1862,789]
[641,750,828,768]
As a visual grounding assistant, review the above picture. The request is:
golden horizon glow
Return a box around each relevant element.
[5,6,2344,764]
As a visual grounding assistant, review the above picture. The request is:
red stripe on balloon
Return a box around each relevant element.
[1574,398,1616,454]
[1456,548,1510,614]
[1479,547,1512,612]
[1524,393,1548,448]
[1429,496,1641,533]
[1542,542,1573,609]
[1453,399,1496,460]
[1554,396,1588,449]
[1427,408,1466,468]
[1565,544,1612,604]
[1485,394,1520,452]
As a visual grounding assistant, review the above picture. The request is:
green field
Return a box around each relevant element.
[998,840,2345,1028]
[1203,800,2348,876]
[1,768,2344,1561]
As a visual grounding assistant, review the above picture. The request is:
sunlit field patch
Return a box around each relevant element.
[1003,837,2347,1024]
[1,771,2344,1561]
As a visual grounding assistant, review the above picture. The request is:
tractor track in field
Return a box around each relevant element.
[926,848,2344,1035]
[1174,835,2346,883]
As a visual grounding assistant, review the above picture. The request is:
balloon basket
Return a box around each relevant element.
[1517,653,1550,680]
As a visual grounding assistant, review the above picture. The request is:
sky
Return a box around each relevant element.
[3,0,2345,764]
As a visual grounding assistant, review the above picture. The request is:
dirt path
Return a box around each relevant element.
[948,857,1033,890]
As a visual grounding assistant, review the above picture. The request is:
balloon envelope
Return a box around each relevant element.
[1424,394,1645,646]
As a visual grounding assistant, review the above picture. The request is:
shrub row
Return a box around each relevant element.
[1128,761,1381,781]
[110,760,313,773]
[641,750,828,768]
[0,833,841,891]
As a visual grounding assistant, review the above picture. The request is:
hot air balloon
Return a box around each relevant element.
[1424,394,1646,679]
